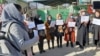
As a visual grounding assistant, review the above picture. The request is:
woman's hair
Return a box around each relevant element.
[95,10,100,17]
[95,10,100,14]
[14,4,22,12]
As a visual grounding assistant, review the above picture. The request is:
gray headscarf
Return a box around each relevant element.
[1,3,24,28]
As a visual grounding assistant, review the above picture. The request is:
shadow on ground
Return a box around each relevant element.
[33,35,100,56]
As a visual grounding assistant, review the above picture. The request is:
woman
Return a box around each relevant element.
[34,15,46,54]
[76,9,89,49]
[1,3,39,56]
[93,10,100,46]
[28,17,36,55]
[55,14,64,48]
[64,14,75,47]
[45,15,55,49]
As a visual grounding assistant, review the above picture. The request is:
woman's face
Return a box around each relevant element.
[95,12,100,17]
[81,11,85,16]
[48,16,51,20]
[58,16,61,19]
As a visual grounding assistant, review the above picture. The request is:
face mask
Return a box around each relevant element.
[39,17,42,20]
[58,17,61,20]
[74,16,78,19]
[70,16,73,18]
[93,9,95,13]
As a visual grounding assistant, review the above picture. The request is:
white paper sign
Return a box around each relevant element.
[68,22,76,27]
[81,16,89,22]
[28,21,35,29]
[23,14,26,19]
[50,21,56,27]
[56,20,64,25]
[33,30,39,37]
[92,18,100,25]
[37,24,45,30]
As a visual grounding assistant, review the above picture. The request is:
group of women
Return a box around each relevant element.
[1,3,100,56]
[44,13,75,50]
[28,9,100,55]
[44,9,100,51]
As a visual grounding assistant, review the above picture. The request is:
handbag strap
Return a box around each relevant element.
[5,21,20,52]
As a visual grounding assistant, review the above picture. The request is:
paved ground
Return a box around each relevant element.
[33,33,100,56]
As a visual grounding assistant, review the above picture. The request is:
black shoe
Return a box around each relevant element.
[71,42,74,48]
[76,41,79,45]
[49,47,51,50]
[57,45,60,48]
[60,45,62,48]
[71,44,74,48]
[42,50,46,53]
[52,47,54,49]
[32,53,35,55]
[40,51,43,54]
[66,45,68,47]
[66,43,69,47]
[79,45,84,49]
[71,45,74,48]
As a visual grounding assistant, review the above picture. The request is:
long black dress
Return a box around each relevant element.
[93,17,100,46]
[76,16,89,49]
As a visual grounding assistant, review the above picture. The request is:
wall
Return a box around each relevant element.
[37,5,83,21]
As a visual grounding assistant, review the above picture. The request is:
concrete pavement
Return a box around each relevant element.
[33,33,100,56]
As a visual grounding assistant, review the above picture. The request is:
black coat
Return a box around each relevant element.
[92,17,100,45]
[76,16,89,46]
[34,18,45,38]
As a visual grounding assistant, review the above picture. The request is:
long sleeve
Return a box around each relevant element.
[76,17,81,29]
[10,23,39,51]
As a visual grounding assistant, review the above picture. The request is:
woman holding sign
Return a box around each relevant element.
[64,14,75,47]
[45,15,55,49]
[27,17,36,55]
[34,15,46,54]
[76,10,89,49]
[0,3,39,56]
[92,10,100,46]
[55,14,64,48]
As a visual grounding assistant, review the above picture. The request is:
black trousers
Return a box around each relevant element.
[38,36,45,52]
[56,33,63,47]
[47,33,55,49]
[31,47,33,53]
